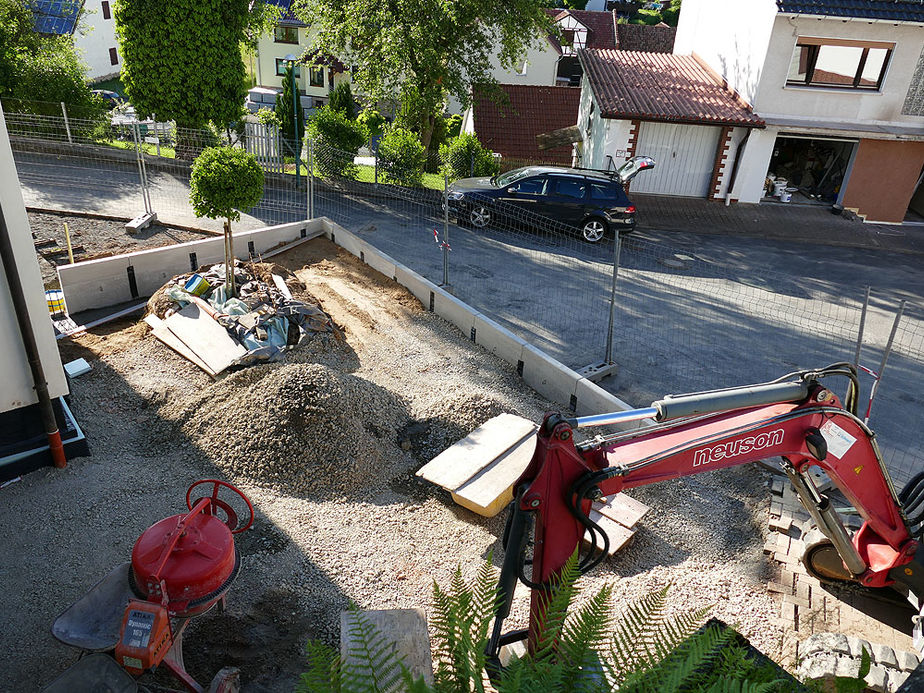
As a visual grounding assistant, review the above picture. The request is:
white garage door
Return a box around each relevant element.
[630,122,722,197]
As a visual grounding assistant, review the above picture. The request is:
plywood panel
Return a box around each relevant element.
[163,303,246,374]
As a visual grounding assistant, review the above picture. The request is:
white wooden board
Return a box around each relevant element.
[596,493,650,529]
[585,506,636,554]
[450,433,536,517]
[416,413,537,492]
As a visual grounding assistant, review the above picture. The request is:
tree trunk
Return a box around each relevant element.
[224,217,236,298]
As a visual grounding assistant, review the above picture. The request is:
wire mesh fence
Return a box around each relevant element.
[3,101,922,488]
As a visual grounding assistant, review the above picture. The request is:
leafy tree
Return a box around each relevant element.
[377,126,425,186]
[274,62,305,165]
[0,0,103,121]
[115,0,270,147]
[189,147,264,296]
[440,133,499,180]
[357,107,386,150]
[328,82,358,120]
[0,0,39,96]
[296,0,553,152]
[306,106,366,178]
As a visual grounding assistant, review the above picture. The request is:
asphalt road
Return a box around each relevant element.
[14,148,924,485]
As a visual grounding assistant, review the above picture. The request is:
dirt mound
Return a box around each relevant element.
[161,362,407,495]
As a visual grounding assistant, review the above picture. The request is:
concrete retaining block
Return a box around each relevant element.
[520,344,580,408]
[473,314,526,367]
[573,378,640,420]
[362,244,398,279]
[393,264,440,308]
[58,220,317,313]
[432,289,477,336]
[324,221,364,256]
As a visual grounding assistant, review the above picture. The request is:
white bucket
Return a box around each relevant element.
[779,190,792,203]
[772,179,787,196]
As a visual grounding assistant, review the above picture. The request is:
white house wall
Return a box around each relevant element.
[727,126,778,202]
[75,1,120,81]
[255,25,348,101]
[577,81,632,170]
[754,15,924,124]
[673,0,778,107]
[0,105,68,412]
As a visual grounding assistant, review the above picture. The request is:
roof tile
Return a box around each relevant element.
[776,0,924,23]
[472,84,582,164]
[579,49,765,127]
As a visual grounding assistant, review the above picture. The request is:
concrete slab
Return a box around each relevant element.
[473,313,527,368]
[520,344,580,409]
[340,609,433,688]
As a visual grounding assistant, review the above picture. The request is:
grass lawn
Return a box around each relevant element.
[103,138,177,159]
[354,163,444,191]
[91,76,126,97]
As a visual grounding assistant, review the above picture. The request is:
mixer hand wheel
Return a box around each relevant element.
[186,479,254,534]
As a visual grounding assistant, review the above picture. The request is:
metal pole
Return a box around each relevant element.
[290,61,300,190]
[374,143,378,186]
[854,286,870,372]
[134,124,153,215]
[604,231,622,363]
[60,102,72,144]
[865,300,905,424]
[443,171,450,287]
[307,138,313,220]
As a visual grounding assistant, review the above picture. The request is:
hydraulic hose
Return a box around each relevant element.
[0,201,66,468]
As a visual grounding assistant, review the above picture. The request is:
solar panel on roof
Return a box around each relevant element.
[30,0,83,35]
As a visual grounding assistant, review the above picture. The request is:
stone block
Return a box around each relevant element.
[800,633,850,658]
[873,643,898,669]
[889,668,910,690]
[340,609,433,688]
[847,636,872,659]
[897,650,921,672]
[863,664,889,692]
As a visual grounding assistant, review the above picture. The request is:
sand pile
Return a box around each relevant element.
[161,362,408,495]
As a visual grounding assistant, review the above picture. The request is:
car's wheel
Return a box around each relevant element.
[469,204,492,229]
[581,217,608,243]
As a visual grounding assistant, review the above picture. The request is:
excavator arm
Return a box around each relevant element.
[487,364,924,668]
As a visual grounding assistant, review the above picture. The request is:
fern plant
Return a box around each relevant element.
[299,555,855,692]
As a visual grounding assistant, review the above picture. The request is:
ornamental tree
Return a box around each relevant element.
[190,147,264,296]
[296,0,552,152]
[115,0,274,150]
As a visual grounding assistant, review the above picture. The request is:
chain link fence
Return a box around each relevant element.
[4,101,922,487]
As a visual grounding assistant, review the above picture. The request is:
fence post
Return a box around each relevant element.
[60,102,73,144]
[470,152,474,178]
[307,137,314,220]
[132,123,153,215]
[153,115,161,157]
[442,171,450,287]
[604,231,623,364]
[374,144,379,186]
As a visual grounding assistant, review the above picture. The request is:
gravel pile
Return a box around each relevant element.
[162,362,407,495]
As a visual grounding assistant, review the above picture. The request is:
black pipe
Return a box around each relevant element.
[724,126,753,204]
[0,199,66,468]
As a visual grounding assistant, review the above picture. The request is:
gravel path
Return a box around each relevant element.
[0,237,783,691]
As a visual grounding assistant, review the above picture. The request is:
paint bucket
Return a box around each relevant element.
[772,179,788,196]
[184,274,211,296]
[779,190,792,203]
[45,289,66,316]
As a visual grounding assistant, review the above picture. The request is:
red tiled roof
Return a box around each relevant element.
[579,50,765,127]
[472,84,582,164]
[556,9,617,50]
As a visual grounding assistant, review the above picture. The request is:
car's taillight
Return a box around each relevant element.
[626,205,636,214]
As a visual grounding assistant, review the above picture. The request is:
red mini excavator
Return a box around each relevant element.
[487,363,924,668]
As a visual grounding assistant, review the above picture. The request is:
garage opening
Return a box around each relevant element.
[764,135,856,206]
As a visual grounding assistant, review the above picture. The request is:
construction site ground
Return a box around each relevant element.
[0,235,913,691]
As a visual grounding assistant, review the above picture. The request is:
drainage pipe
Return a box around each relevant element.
[0,202,66,468]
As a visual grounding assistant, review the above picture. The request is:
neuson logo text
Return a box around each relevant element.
[693,429,785,467]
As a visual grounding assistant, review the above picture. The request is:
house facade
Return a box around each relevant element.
[31,0,120,81]
[675,0,924,223]
[250,0,352,114]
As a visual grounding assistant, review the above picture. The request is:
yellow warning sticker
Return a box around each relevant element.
[854,465,863,475]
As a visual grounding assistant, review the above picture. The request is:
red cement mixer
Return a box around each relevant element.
[45,480,254,693]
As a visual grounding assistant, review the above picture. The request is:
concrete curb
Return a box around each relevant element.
[323,218,639,418]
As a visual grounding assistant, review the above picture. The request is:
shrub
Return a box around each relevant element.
[357,108,386,148]
[439,132,499,180]
[189,146,264,222]
[307,106,366,178]
[377,126,426,186]
[445,114,463,140]
[256,107,281,128]
[329,82,358,120]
